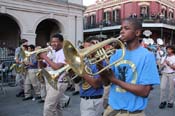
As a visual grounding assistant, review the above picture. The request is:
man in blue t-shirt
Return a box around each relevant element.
[79,38,104,116]
[99,18,160,116]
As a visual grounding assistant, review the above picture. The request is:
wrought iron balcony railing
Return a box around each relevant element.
[84,17,175,30]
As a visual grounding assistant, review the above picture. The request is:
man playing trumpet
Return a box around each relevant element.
[99,18,160,116]
[14,39,28,97]
[78,37,105,116]
[38,33,70,116]
[23,44,41,101]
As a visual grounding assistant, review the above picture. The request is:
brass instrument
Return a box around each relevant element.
[24,46,52,61]
[10,63,26,74]
[37,65,70,90]
[63,35,125,76]
[36,69,45,83]
[10,47,27,74]
[46,65,70,80]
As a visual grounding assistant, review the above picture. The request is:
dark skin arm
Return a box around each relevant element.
[82,74,103,89]
[99,68,152,97]
[110,76,152,97]
[37,60,47,68]
[38,52,64,70]
[166,60,175,70]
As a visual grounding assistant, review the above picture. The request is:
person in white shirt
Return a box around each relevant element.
[38,33,70,116]
[156,45,166,71]
[159,45,175,109]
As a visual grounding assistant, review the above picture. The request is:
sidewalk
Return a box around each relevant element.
[0,86,80,116]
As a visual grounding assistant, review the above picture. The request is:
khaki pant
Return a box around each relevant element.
[103,106,145,116]
[60,93,70,107]
[15,73,25,92]
[43,79,68,116]
[40,82,46,100]
[24,69,40,98]
[160,73,175,103]
[74,83,80,92]
[80,98,104,116]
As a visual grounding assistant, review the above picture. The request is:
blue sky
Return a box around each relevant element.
[83,0,96,6]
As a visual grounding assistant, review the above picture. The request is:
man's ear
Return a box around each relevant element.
[136,29,142,37]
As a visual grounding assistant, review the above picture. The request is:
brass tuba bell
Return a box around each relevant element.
[63,35,125,76]
[38,65,70,90]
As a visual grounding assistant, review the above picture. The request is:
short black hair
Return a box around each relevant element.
[123,18,142,30]
[51,33,64,42]
[23,45,28,50]
[166,45,175,53]
[85,36,98,43]
[20,39,28,45]
[28,44,35,50]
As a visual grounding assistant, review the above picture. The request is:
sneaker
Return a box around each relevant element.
[16,91,24,97]
[72,91,79,96]
[167,103,173,108]
[35,96,41,100]
[159,101,167,109]
[22,96,33,101]
[32,98,36,101]
[38,99,45,103]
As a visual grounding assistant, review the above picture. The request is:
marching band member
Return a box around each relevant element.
[15,39,28,97]
[78,38,105,116]
[23,44,41,101]
[99,18,160,116]
[159,46,175,109]
[38,33,70,116]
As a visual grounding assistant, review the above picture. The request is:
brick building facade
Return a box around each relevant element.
[84,0,175,45]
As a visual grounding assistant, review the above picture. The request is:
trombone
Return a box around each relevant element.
[63,35,125,76]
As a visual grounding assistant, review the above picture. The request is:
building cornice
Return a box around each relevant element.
[0,0,85,17]
[85,0,175,14]
[24,0,86,11]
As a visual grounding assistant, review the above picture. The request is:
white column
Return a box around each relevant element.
[21,33,36,45]
[0,6,6,13]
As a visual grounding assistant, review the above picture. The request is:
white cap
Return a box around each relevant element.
[142,38,149,45]
[157,38,164,45]
[147,38,154,45]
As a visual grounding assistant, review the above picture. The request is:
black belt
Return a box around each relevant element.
[58,81,68,83]
[167,72,175,74]
[80,95,102,100]
[109,109,143,115]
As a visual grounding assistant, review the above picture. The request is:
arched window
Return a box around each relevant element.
[90,14,96,25]
[161,6,167,18]
[112,9,120,23]
[140,5,149,18]
[168,10,174,19]
[103,11,111,25]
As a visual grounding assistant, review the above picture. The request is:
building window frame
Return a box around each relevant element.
[140,5,149,18]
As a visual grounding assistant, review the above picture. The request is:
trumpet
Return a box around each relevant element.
[24,46,52,61]
[63,35,125,76]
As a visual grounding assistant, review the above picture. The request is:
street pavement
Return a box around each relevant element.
[0,85,175,116]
